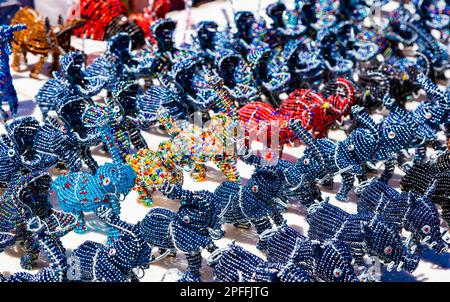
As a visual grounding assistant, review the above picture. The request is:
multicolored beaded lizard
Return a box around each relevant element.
[126,146,183,206]
[157,107,239,182]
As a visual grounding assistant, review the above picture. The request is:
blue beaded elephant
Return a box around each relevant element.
[357,178,448,255]
[141,182,223,282]
[208,241,314,282]
[0,172,77,270]
[401,151,450,227]
[0,24,26,120]
[35,51,105,118]
[307,199,420,273]
[51,163,136,242]
[212,167,289,250]
[289,105,380,201]
[86,33,153,92]
[0,216,68,282]
[239,146,324,208]
[264,225,360,282]
[67,205,151,282]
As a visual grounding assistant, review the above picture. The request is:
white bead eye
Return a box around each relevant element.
[109,248,116,256]
[7,149,15,157]
[113,106,120,113]
[333,268,343,278]
[384,246,393,254]
[348,144,355,151]
[425,112,432,119]
[182,215,190,224]
[388,131,396,139]
[421,225,431,234]
[102,177,111,186]
[303,158,310,165]
[252,185,259,193]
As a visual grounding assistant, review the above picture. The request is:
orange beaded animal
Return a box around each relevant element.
[10,7,84,79]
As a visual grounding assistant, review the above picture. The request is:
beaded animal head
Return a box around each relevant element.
[242,168,287,213]
[151,18,176,52]
[107,33,133,61]
[196,21,219,51]
[312,239,359,282]
[388,5,417,45]
[362,216,420,273]
[403,188,448,254]
[60,51,86,84]
[0,24,26,54]
[234,11,256,40]
[95,163,137,197]
[266,2,287,27]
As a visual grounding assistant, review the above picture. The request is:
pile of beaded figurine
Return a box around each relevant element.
[0,0,450,282]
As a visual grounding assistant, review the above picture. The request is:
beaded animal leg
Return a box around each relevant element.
[106,201,121,243]
[380,160,395,183]
[129,127,147,150]
[336,173,354,201]
[191,163,206,181]
[214,156,240,182]
[414,145,427,163]
[30,56,45,79]
[51,52,60,74]
[11,47,21,72]
[137,186,154,207]
[74,212,88,234]
[20,235,39,270]
[179,252,202,282]
[253,218,273,251]
[82,147,98,173]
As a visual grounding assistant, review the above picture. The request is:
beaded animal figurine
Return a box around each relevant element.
[35,51,105,118]
[109,80,149,150]
[168,59,239,118]
[289,105,380,201]
[265,2,305,48]
[316,26,354,78]
[307,199,420,272]
[214,52,259,105]
[67,0,145,48]
[67,205,151,282]
[0,172,77,270]
[0,24,26,119]
[87,33,153,92]
[357,178,447,254]
[245,47,291,107]
[0,117,64,186]
[0,217,69,282]
[157,107,239,182]
[83,101,132,163]
[169,167,288,251]
[401,151,450,226]
[239,78,355,155]
[265,225,360,282]
[208,241,314,282]
[126,146,183,206]
[10,7,84,79]
[142,181,223,282]
[51,163,136,242]
[239,146,323,208]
